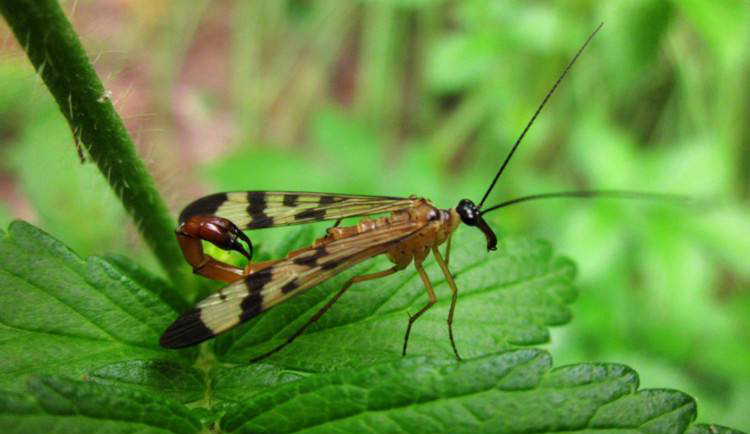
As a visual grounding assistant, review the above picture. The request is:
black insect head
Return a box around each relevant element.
[456,199,497,251]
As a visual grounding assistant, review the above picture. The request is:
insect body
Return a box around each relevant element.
[161,194,477,360]
[160,23,678,361]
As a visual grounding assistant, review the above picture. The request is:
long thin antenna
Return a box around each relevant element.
[480,190,690,215]
[477,22,604,209]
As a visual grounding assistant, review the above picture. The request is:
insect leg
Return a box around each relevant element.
[444,233,453,267]
[177,215,254,283]
[250,266,399,363]
[402,261,437,357]
[432,246,461,361]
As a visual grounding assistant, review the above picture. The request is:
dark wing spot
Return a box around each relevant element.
[320,258,342,270]
[245,192,272,227]
[281,280,298,294]
[294,209,327,221]
[247,191,267,215]
[239,292,263,322]
[160,308,215,348]
[246,216,275,229]
[237,267,273,322]
[179,192,228,223]
[293,253,319,267]
[292,247,327,267]
[318,195,336,205]
[283,194,299,207]
[245,268,273,293]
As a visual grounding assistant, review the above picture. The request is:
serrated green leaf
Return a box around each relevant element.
[0,376,201,434]
[103,254,189,312]
[218,348,713,434]
[88,359,204,403]
[0,220,743,433]
[211,364,307,404]
[0,221,193,392]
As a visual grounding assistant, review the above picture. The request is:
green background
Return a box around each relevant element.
[0,0,748,430]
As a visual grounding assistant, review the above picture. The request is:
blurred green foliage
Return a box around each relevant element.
[0,0,748,430]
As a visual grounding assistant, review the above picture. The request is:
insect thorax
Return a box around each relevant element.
[384,200,459,268]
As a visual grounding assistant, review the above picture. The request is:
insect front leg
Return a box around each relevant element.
[250,266,399,363]
[444,233,453,267]
[177,215,254,283]
[432,246,461,361]
[402,261,437,357]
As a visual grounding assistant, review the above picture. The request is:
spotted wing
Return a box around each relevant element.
[160,219,425,348]
[178,191,415,229]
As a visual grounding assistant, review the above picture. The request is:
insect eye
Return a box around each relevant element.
[456,199,479,225]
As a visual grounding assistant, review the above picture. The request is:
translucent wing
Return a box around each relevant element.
[178,191,415,229]
[160,219,425,348]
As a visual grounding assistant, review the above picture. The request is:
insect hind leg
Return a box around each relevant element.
[432,246,461,361]
[250,266,399,363]
[402,262,437,357]
[402,250,462,361]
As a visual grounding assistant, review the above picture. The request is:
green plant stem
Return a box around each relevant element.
[0,0,190,287]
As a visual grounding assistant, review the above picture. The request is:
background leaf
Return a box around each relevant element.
[0,221,192,392]
[0,376,201,434]
[220,349,743,434]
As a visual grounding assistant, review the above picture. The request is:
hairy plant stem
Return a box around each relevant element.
[0,0,191,288]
